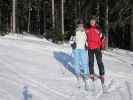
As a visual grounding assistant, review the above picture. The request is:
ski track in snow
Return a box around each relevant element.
[0,35,133,100]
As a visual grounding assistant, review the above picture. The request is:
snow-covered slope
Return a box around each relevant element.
[0,34,133,100]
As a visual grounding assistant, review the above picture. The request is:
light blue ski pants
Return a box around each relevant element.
[73,49,89,78]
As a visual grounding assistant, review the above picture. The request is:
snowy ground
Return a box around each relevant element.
[0,34,133,100]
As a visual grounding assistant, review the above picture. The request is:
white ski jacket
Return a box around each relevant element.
[75,27,87,49]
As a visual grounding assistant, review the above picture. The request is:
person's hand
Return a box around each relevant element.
[85,42,88,50]
[100,38,106,50]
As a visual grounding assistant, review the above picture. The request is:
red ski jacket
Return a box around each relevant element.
[86,25,105,49]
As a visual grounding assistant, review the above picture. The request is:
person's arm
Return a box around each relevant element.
[69,35,75,44]
[100,32,105,42]
[85,29,89,49]
[84,32,87,48]
[97,29,105,49]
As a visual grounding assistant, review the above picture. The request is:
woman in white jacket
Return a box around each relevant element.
[74,21,89,90]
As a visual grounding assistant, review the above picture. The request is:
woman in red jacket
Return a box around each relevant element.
[86,18,105,85]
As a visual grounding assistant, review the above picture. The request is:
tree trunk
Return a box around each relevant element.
[28,0,31,33]
[105,0,109,49]
[130,12,133,50]
[0,7,1,32]
[75,0,78,22]
[61,0,64,40]
[78,0,81,18]
[12,0,16,33]
[52,0,55,29]
[96,0,100,24]
[43,2,46,34]
[37,7,40,34]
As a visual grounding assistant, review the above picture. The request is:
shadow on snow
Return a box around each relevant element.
[54,51,76,76]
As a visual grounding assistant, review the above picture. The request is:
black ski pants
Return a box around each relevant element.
[88,48,105,76]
